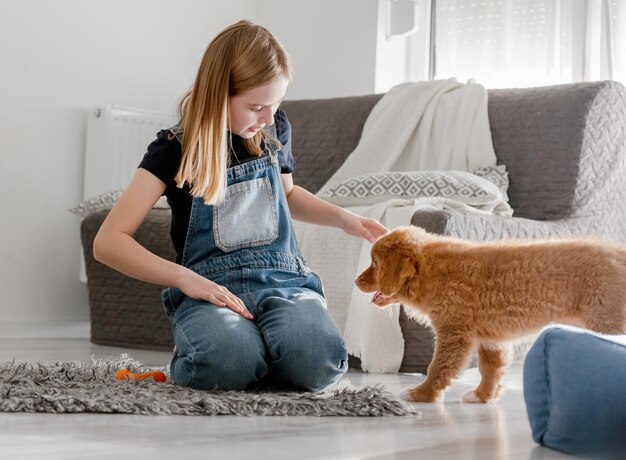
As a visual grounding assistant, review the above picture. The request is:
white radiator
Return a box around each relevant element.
[83,105,176,199]
[80,105,176,282]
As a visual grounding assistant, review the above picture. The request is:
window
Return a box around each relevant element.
[417,0,625,88]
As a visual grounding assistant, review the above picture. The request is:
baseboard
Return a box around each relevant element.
[0,320,90,339]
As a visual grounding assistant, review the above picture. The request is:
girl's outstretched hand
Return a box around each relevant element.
[176,268,253,320]
[342,213,389,243]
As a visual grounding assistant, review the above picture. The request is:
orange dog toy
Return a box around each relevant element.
[115,369,167,383]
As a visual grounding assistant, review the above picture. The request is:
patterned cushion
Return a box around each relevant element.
[69,190,169,218]
[473,164,509,199]
[318,165,508,207]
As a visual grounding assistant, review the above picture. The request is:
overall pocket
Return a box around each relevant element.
[213,176,279,252]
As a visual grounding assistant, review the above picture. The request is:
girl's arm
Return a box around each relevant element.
[93,168,252,319]
[281,174,388,243]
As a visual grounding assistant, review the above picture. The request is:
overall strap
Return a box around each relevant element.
[169,123,277,147]
[266,122,277,139]
[168,124,183,144]
[169,123,278,164]
[264,122,280,163]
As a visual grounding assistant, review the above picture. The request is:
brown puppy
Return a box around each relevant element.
[355,226,626,403]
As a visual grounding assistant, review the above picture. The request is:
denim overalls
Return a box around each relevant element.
[161,125,348,391]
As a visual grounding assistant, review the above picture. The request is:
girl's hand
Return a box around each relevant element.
[176,268,253,320]
[341,212,389,243]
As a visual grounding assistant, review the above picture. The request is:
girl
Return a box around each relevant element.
[93,20,388,392]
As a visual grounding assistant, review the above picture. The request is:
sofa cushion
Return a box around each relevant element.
[282,94,383,193]
[523,325,626,458]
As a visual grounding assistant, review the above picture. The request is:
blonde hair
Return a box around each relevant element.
[174,20,292,204]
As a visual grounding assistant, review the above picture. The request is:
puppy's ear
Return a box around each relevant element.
[377,249,417,296]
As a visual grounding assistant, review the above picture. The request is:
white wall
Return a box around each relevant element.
[257,0,423,99]
[256,0,380,99]
[0,0,256,333]
[0,0,409,336]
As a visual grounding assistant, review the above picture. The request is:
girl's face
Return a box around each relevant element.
[228,77,289,138]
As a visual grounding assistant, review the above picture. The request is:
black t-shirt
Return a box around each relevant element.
[139,109,296,264]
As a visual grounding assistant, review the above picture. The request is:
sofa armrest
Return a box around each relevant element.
[80,208,175,350]
[410,209,596,242]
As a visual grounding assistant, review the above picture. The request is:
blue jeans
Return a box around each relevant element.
[168,279,348,391]
[162,128,348,392]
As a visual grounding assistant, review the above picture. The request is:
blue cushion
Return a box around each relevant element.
[523,325,626,458]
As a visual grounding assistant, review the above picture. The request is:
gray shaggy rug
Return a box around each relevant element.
[0,354,416,416]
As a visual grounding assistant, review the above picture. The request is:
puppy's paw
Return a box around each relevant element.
[399,385,441,403]
[461,386,503,404]
[398,387,414,401]
[461,390,486,404]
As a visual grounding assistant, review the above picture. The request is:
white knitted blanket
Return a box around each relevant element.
[295,80,508,373]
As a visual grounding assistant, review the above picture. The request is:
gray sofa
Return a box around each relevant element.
[81,81,626,373]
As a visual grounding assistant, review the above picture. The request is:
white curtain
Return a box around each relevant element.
[432,0,625,88]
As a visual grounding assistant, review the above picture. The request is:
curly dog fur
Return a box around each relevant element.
[355,226,626,403]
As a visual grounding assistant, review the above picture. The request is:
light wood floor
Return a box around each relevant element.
[0,338,572,460]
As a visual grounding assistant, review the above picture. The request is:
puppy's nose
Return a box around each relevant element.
[354,277,362,288]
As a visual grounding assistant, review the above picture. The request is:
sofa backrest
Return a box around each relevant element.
[488,82,610,220]
[281,94,382,193]
[283,81,625,222]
